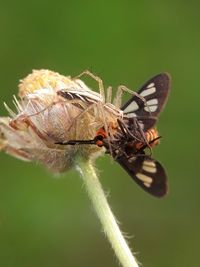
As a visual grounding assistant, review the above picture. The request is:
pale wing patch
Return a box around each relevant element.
[147,99,158,105]
[143,160,156,173]
[144,182,151,188]
[136,173,153,185]
[123,101,139,113]
[124,112,137,118]
[144,99,158,112]
[140,87,156,97]
[144,106,157,112]
[128,156,136,163]
[143,160,156,167]
[138,121,145,130]
[147,82,155,88]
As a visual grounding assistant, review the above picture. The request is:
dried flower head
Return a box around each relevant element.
[0,69,120,172]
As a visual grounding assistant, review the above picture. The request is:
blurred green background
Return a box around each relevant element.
[0,1,199,267]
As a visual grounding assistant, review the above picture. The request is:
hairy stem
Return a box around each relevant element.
[75,157,139,267]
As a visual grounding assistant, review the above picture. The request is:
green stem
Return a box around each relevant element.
[75,156,139,267]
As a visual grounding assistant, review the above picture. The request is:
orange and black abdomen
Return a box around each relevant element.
[135,128,160,150]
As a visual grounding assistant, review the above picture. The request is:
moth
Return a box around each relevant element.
[57,73,171,197]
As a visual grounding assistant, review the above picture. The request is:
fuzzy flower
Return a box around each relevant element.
[0,69,108,172]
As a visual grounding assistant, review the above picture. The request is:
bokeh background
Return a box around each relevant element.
[0,1,199,267]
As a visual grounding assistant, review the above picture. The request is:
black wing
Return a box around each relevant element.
[121,73,171,131]
[116,154,168,197]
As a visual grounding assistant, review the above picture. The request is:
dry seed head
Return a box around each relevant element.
[0,69,119,172]
[18,69,73,97]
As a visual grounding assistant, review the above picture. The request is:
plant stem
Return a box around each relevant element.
[75,157,139,267]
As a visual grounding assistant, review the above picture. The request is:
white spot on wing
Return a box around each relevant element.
[139,122,144,130]
[136,173,153,185]
[142,161,156,176]
[144,106,157,112]
[143,165,156,173]
[140,87,156,97]
[124,112,137,118]
[128,156,136,163]
[123,101,139,113]
[143,160,156,168]
[144,99,158,112]
[147,82,155,88]
[144,182,151,188]
[147,99,158,105]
